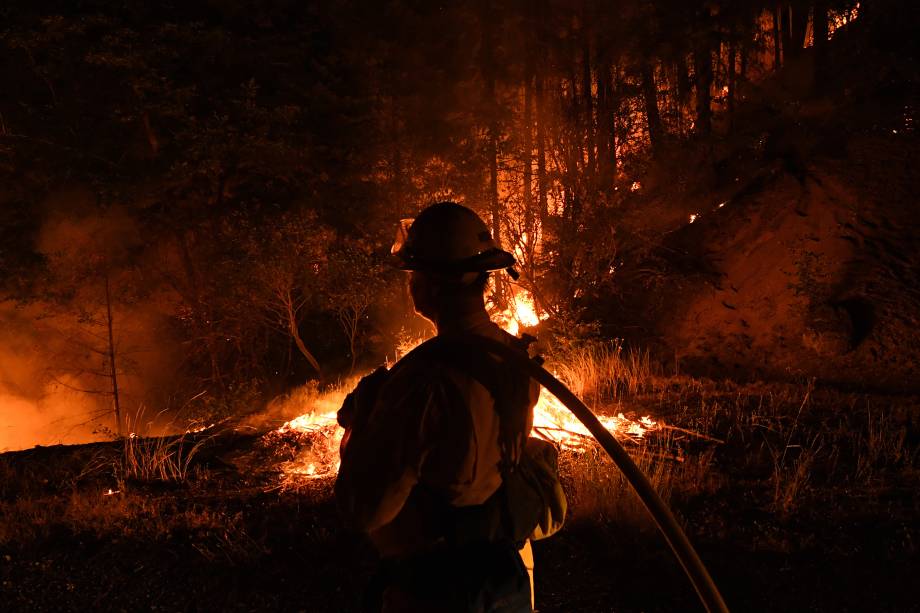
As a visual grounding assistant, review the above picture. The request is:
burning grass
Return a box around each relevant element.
[256,336,919,538]
[262,338,664,490]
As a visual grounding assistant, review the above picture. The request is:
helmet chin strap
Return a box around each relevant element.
[505,267,520,281]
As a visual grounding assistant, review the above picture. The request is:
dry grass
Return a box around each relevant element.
[547,340,655,406]
[856,405,913,480]
[547,347,919,529]
[560,432,719,531]
[1,345,917,567]
[120,431,212,483]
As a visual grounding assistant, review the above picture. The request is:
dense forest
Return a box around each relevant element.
[2,3,920,612]
[1,0,914,449]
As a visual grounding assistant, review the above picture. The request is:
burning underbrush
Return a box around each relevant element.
[2,364,918,612]
[4,299,917,612]
[257,290,677,489]
[258,340,669,491]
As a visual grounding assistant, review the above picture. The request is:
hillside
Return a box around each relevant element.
[604,16,920,390]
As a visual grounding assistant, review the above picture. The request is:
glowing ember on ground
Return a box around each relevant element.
[270,408,344,481]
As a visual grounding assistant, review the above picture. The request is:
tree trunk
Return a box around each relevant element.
[284,290,321,375]
[676,54,692,134]
[391,107,406,218]
[789,1,810,59]
[781,4,793,63]
[536,68,548,226]
[103,273,122,436]
[813,0,829,90]
[773,4,782,69]
[727,38,736,133]
[522,71,535,274]
[641,61,663,156]
[488,125,500,244]
[740,37,748,83]
[608,64,619,182]
[480,0,502,250]
[565,70,581,222]
[694,36,713,138]
[141,112,158,157]
[596,59,613,193]
[580,18,595,180]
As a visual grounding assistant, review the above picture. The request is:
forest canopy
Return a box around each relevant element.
[2,0,905,447]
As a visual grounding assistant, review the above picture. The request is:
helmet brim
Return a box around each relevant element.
[393,247,516,273]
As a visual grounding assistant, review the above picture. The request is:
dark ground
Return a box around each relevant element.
[2,381,918,612]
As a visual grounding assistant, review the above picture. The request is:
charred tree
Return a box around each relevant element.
[789,0,810,60]
[694,31,713,138]
[280,287,322,376]
[103,273,123,436]
[676,53,692,132]
[535,65,548,227]
[641,61,664,157]
[773,3,783,69]
[564,69,582,223]
[727,38,736,133]
[813,0,829,89]
[479,0,502,254]
[522,70,535,276]
[580,12,595,180]
[608,64,619,183]
[780,3,793,64]
[596,60,616,192]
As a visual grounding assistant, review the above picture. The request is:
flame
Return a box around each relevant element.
[530,376,656,451]
[271,406,345,481]
[271,288,657,482]
[493,290,545,337]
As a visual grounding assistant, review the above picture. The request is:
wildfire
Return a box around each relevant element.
[270,289,658,483]
[531,386,656,449]
[494,290,544,337]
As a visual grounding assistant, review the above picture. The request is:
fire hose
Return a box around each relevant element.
[466,335,730,613]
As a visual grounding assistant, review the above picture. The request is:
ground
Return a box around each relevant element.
[2,375,917,612]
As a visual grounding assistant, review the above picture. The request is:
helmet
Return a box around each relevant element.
[391,202,516,273]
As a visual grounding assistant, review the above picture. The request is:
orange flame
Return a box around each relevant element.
[272,289,657,482]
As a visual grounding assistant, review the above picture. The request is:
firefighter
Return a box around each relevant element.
[335,202,563,613]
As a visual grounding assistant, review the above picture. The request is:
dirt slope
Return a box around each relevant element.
[605,17,920,390]
[656,134,920,389]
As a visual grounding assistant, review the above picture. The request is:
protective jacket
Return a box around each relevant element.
[335,310,540,558]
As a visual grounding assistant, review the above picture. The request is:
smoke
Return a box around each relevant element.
[0,192,185,452]
[0,302,108,451]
